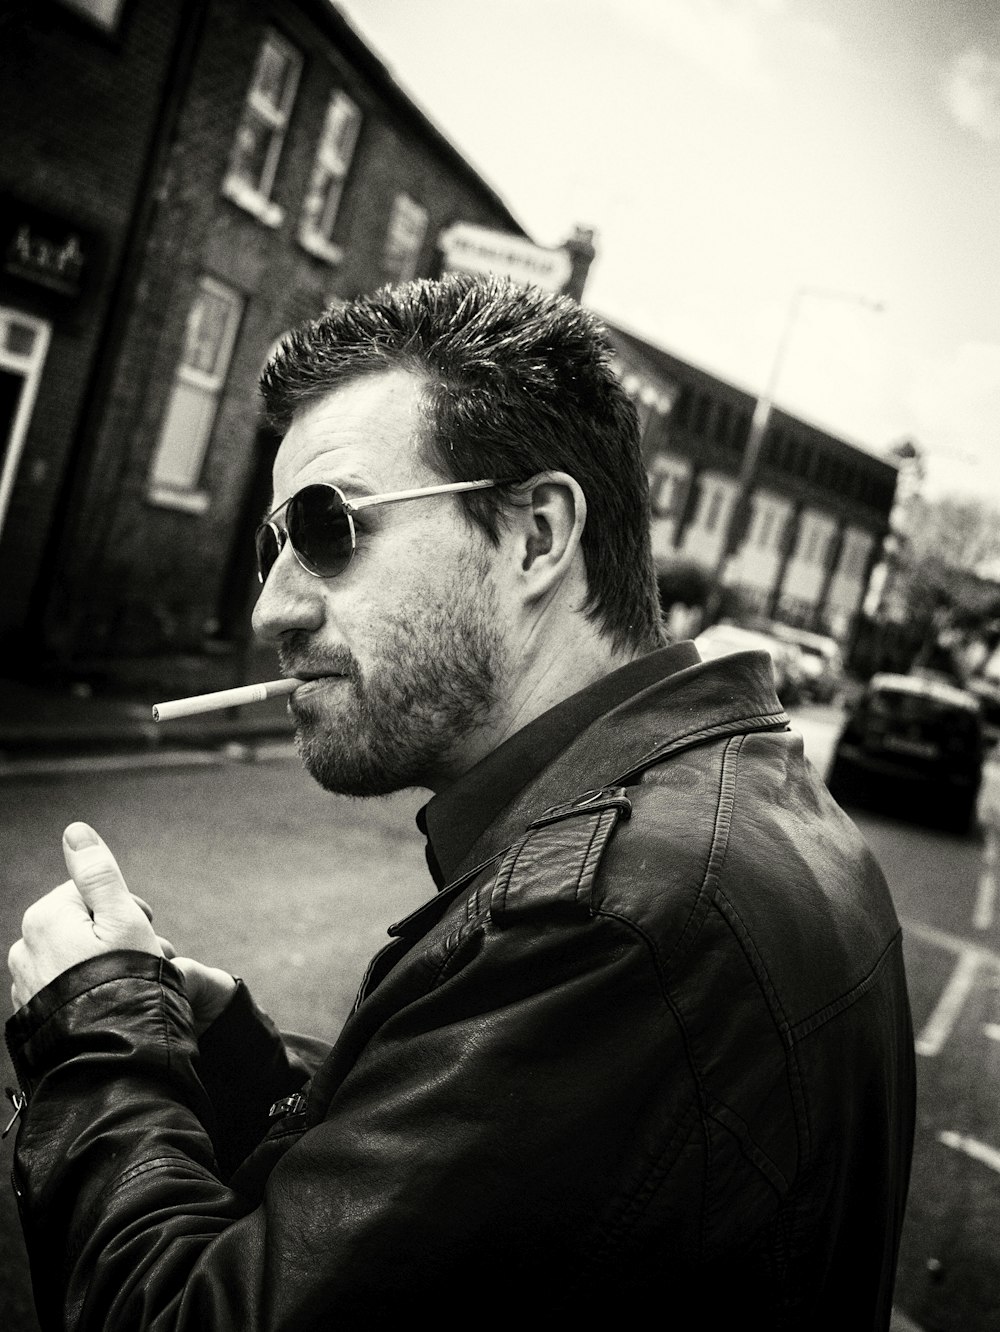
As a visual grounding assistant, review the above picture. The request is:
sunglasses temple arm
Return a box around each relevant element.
[348,479,498,511]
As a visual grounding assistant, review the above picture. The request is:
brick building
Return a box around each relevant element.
[608,324,899,643]
[1,0,571,688]
[1,0,194,673]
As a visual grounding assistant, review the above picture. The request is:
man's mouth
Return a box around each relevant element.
[287,672,349,696]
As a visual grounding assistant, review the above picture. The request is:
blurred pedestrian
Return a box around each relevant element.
[6,274,914,1329]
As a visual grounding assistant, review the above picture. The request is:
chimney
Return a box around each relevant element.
[561,226,596,302]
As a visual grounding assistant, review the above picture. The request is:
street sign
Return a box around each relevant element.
[438,222,572,292]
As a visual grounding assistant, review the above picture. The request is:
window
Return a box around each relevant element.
[840,529,871,578]
[382,192,429,282]
[799,517,831,567]
[649,466,686,517]
[222,30,302,227]
[299,91,362,262]
[703,486,723,532]
[147,277,244,511]
[757,508,775,549]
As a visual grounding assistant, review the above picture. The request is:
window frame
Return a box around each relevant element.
[382,191,429,283]
[221,29,303,228]
[147,276,245,512]
[298,89,363,264]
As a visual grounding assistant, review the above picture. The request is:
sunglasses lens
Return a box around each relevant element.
[255,524,281,585]
[287,484,354,578]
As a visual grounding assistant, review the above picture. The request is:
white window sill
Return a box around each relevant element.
[220,175,284,228]
[297,226,344,266]
[147,485,210,515]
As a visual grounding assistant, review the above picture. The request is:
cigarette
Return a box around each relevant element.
[152,677,303,722]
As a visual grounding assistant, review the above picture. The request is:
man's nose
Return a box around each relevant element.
[251,546,325,643]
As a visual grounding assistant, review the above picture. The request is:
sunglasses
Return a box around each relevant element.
[255,478,501,584]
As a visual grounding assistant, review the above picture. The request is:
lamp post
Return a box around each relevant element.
[705,285,883,623]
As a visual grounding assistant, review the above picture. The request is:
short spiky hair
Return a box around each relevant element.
[260,273,664,653]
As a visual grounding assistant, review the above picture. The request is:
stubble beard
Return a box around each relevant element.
[280,557,508,797]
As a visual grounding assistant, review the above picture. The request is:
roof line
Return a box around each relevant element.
[312,1,528,236]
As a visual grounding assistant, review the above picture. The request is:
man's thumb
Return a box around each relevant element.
[63,822,131,917]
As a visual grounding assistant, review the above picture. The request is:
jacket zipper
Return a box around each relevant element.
[268,1093,306,1122]
[2,1087,27,1138]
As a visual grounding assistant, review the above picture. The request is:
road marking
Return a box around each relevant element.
[938,1130,1000,1174]
[974,829,998,930]
[914,948,981,1056]
[984,1023,1000,1042]
[903,917,1000,970]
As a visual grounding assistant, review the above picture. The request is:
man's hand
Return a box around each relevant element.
[8,824,236,1032]
[8,822,165,1012]
[167,956,238,1036]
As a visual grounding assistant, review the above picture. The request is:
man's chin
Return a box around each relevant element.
[292,724,417,798]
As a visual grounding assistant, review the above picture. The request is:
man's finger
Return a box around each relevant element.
[62,823,133,919]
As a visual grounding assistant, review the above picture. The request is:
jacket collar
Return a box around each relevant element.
[442,649,787,888]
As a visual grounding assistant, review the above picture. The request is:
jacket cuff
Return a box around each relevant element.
[5,951,191,1082]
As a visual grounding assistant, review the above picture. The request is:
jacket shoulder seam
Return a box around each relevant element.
[706,736,812,1162]
[658,732,745,972]
[789,929,905,1039]
[615,710,788,781]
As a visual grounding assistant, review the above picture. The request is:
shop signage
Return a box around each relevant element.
[439,222,572,292]
[1,195,93,299]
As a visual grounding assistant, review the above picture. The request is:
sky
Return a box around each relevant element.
[335,0,999,505]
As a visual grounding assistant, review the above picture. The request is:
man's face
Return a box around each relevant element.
[252,369,509,795]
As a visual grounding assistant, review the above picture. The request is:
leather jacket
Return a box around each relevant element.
[6,650,915,1329]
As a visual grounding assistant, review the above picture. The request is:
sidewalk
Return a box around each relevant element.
[0,672,296,762]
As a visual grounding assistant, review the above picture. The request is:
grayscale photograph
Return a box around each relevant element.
[1,1,998,1328]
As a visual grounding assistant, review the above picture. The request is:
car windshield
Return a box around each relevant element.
[869,690,979,738]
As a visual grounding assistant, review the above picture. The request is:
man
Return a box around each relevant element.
[7,275,914,1329]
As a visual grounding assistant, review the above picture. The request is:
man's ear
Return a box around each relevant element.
[509,472,587,604]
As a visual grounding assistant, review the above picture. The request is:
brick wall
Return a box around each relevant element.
[0,0,189,659]
[22,0,527,676]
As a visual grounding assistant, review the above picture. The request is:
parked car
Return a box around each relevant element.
[826,672,985,833]
[762,623,845,703]
[694,622,807,705]
[965,674,1000,746]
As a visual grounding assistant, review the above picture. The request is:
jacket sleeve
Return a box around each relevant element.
[5,900,717,1330]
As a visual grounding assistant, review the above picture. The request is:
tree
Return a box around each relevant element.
[906,494,1000,574]
[893,494,1000,675]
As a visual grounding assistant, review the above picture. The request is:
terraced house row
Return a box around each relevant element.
[608,325,897,641]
